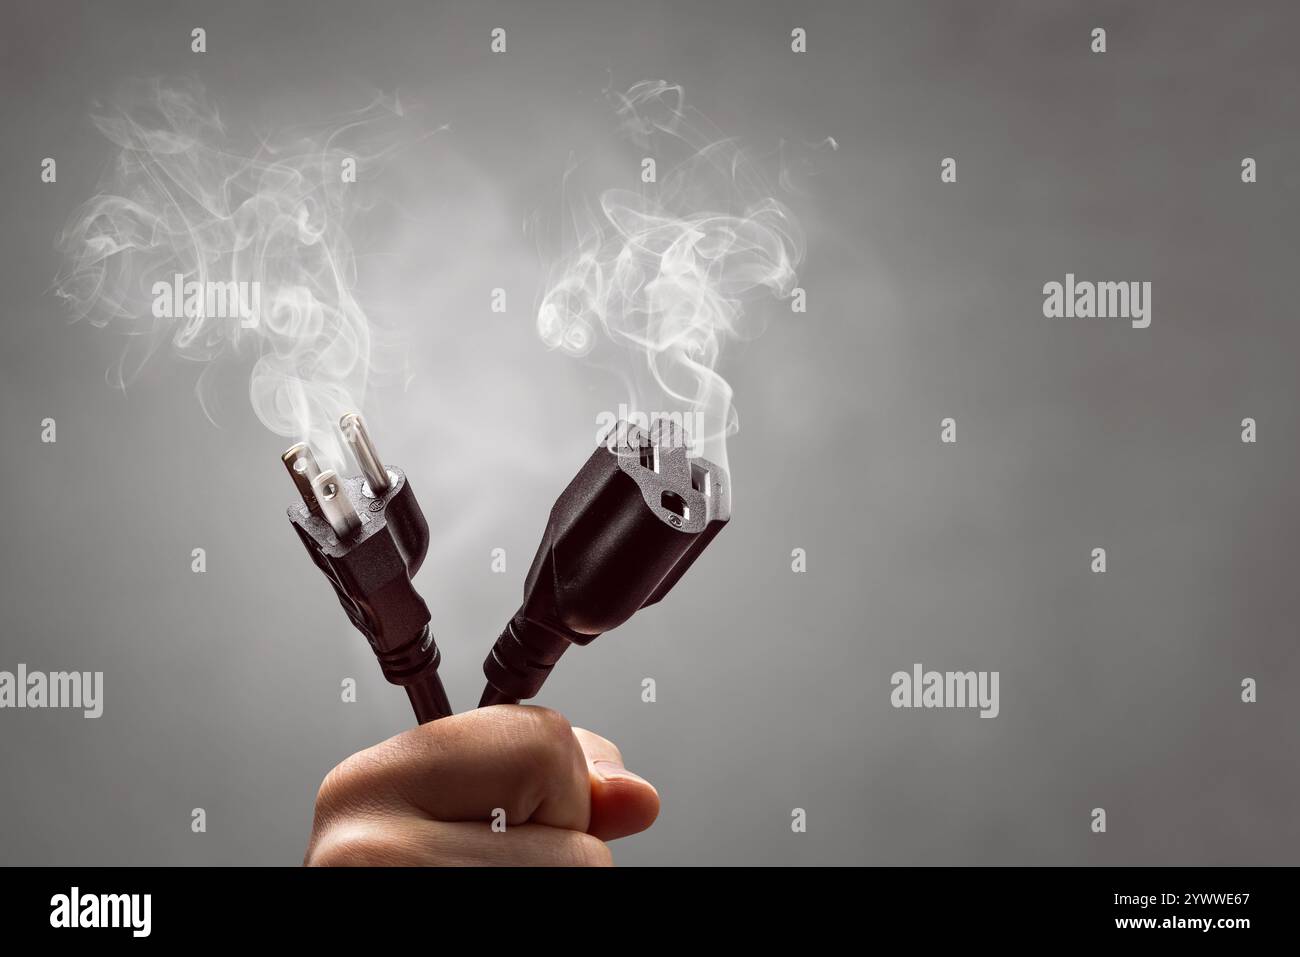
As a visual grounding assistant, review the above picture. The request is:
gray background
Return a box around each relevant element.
[1,0,1297,865]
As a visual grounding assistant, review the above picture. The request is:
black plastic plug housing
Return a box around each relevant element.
[482,419,731,704]
[289,467,447,717]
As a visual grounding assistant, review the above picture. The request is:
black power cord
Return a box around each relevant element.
[282,414,451,724]
[479,418,731,707]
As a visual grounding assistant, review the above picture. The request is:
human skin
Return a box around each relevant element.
[305,705,661,866]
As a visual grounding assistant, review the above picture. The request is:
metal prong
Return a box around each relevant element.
[311,470,362,539]
[282,442,323,515]
[340,412,390,495]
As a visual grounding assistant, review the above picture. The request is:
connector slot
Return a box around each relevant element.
[661,489,690,521]
[690,462,711,496]
[639,443,659,473]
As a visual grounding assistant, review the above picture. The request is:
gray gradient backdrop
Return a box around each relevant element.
[1,0,1297,865]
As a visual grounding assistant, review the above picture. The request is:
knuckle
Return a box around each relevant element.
[494,707,582,822]
[524,706,574,745]
[516,706,580,776]
[315,746,393,815]
[317,754,366,808]
[521,706,582,778]
[307,826,396,867]
[314,763,352,815]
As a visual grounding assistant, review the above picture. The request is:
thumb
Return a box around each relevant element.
[572,728,660,842]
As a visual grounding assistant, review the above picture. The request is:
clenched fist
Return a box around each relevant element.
[305,705,660,866]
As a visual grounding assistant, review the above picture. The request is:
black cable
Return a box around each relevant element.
[478,685,520,708]
[408,672,454,723]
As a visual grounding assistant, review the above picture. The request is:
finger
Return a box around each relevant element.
[321,706,590,832]
[310,818,613,867]
[573,727,661,842]
[572,727,622,764]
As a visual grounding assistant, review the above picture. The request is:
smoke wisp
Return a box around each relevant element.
[54,77,416,470]
[536,80,806,475]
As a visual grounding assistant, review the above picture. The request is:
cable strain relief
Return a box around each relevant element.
[373,624,441,687]
[482,615,584,702]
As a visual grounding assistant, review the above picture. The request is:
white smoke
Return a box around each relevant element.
[536,81,806,475]
[53,77,419,470]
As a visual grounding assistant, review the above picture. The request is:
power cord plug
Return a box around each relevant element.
[282,413,451,723]
[480,418,731,707]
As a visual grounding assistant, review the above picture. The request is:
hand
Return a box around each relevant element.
[304,705,660,866]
